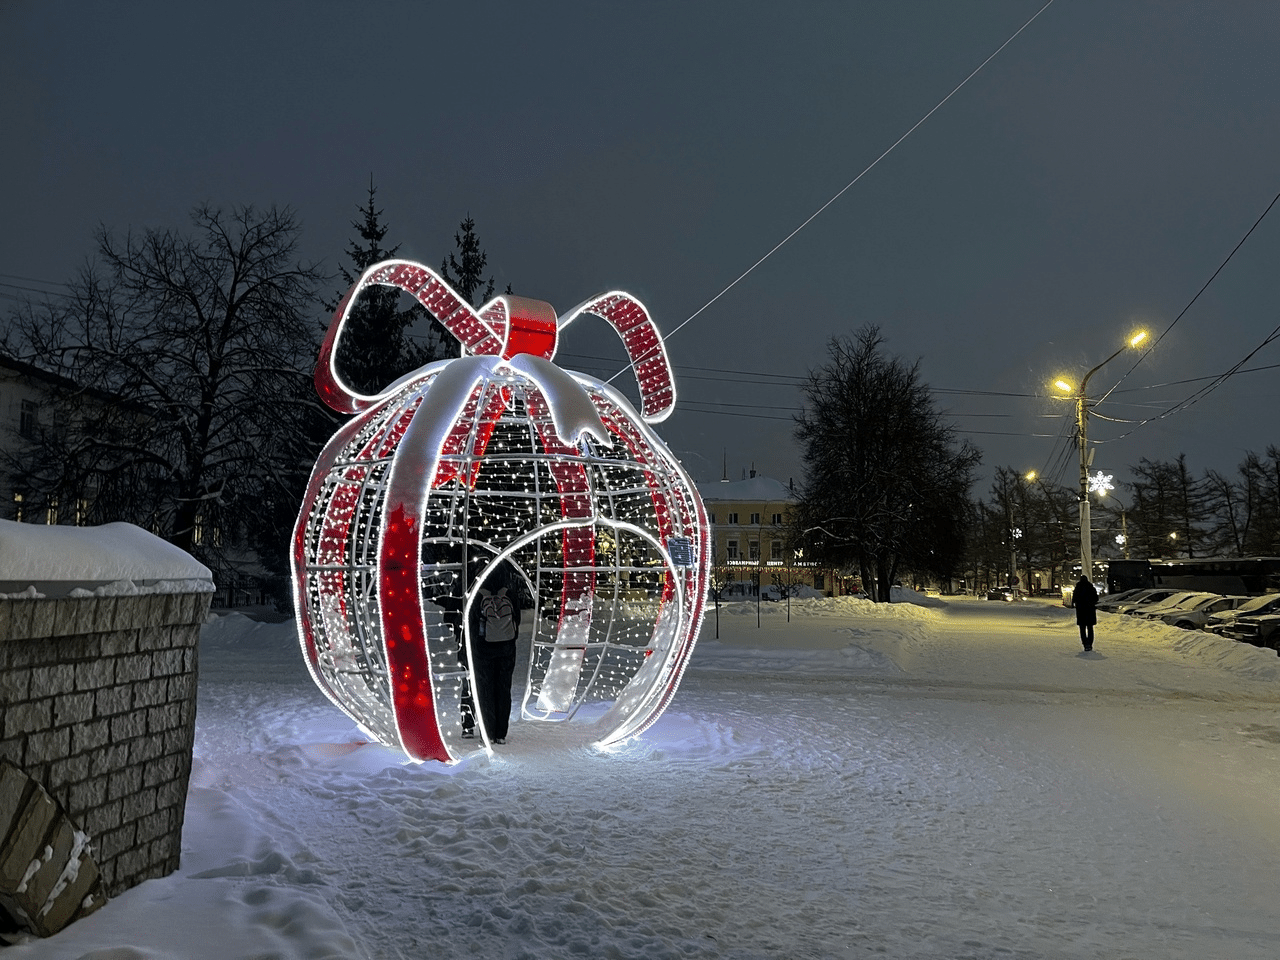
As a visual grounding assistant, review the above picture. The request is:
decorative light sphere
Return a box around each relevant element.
[291,260,710,762]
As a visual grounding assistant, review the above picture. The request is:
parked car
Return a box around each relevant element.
[1221,613,1280,650]
[1128,591,1214,620]
[1205,594,1280,634]
[1111,588,1185,615]
[1156,595,1248,630]
[1093,588,1151,613]
[986,587,1014,602]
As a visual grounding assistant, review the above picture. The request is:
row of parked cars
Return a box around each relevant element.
[1095,587,1280,650]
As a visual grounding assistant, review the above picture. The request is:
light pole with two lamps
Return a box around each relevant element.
[1054,330,1148,584]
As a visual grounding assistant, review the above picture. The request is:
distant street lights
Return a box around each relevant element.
[1054,330,1148,581]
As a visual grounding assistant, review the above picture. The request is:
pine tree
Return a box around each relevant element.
[327,178,453,394]
[440,215,497,307]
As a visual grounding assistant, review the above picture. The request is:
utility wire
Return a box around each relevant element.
[1099,185,1280,406]
[1100,318,1280,443]
[565,351,1044,398]
[1039,186,1280,453]
[0,273,67,286]
[606,0,1057,383]
[0,280,65,297]
[1110,359,1280,393]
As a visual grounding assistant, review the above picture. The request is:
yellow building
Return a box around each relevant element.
[699,471,802,598]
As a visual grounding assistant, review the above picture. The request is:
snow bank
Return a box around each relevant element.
[12,598,1280,959]
[1119,613,1280,682]
[0,519,214,597]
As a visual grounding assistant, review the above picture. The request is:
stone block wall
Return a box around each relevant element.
[0,591,211,926]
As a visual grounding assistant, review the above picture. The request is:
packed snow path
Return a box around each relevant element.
[9,596,1280,959]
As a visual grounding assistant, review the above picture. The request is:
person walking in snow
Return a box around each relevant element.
[1074,576,1098,652]
[468,567,521,744]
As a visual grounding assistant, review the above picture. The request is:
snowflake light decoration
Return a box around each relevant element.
[1089,471,1114,496]
[291,260,710,763]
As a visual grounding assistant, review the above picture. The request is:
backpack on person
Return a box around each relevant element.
[478,588,517,642]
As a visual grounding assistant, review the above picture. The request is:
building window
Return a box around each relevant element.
[771,513,783,525]
[749,539,760,561]
[771,540,783,561]
[727,512,738,524]
[20,400,38,439]
[749,512,760,525]
[726,540,739,560]
[709,512,716,524]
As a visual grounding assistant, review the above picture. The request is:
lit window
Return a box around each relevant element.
[13,492,24,523]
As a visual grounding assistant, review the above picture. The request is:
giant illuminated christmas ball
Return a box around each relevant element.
[291,260,710,762]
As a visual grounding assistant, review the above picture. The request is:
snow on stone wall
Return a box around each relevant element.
[0,520,214,599]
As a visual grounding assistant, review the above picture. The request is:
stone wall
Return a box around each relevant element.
[0,590,211,932]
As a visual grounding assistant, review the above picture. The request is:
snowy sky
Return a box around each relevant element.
[3,1,1279,495]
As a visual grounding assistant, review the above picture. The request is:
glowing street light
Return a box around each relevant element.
[1053,329,1148,581]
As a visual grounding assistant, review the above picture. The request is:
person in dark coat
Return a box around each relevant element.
[468,566,521,744]
[1074,576,1098,651]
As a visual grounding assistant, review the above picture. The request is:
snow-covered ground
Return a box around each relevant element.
[8,593,1280,959]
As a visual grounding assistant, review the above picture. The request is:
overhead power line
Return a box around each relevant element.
[1105,186,1280,395]
[1097,185,1280,421]
[0,279,65,297]
[606,0,1057,385]
[0,272,68,289]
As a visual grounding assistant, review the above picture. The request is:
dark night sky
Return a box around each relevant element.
[3,0,1279,498]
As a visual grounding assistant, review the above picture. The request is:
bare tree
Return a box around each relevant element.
[1202,468,1251,556]
[1238,447,1280,555]
[1128,455,1209,558]
[4,204,324,569]
[794,326,980,602]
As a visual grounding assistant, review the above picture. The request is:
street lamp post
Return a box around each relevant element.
[1001,492,1019,597]
[1092,476,1130,561]
[1024,470,1063,592]
[1054,330,1147,584]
